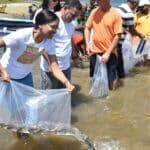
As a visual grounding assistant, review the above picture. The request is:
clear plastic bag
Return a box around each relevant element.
[0,80,71,130]
[89,55,109,98]
[122,34,144,74]
[142,38,150,56]
[122,36,135,74]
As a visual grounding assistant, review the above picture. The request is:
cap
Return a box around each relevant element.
[139,0,150,6]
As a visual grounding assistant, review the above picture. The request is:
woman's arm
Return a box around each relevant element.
[42,52,75,92]
[0,37,6,48]
[0,37,10,82]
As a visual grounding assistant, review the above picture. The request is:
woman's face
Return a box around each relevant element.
[40,20,59,39]
[48,0,58,10]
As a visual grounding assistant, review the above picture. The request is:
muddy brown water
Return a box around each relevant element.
[0,54,150,149]
[0,128,90,150]
[71,67,150,150]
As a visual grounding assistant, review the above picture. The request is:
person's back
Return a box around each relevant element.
[135,0,150,37]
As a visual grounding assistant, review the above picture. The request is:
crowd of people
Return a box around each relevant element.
[0,0,150,95]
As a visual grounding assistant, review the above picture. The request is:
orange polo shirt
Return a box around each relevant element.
[86,7,122,53]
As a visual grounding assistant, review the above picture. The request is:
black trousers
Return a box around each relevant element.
[117,44,125,78]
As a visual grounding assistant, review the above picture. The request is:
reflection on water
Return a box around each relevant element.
[94,139,120,150]
[71,67,150,149]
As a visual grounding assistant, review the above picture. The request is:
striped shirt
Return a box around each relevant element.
[116,3,134,44]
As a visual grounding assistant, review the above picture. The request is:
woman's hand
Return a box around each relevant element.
[64,80,75,93]
[0,69,10,82]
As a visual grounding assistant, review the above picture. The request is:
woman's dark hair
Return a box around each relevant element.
[35,9,59,28]
[41,0,50,9]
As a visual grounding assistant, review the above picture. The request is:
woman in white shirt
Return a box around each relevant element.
[0,9,74,92]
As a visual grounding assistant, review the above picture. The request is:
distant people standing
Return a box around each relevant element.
[116,0,140,78]
[33,0,59,22]
[135,0,150,65]
[85,0,122,90]
[135,0,150,37]
[71,10,87,67]
[28,4,38,20]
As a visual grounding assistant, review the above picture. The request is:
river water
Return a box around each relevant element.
[2,65,150,150]
[1,1,150,149]
[71,67,150,150]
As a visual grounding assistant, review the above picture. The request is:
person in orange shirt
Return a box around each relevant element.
[84,0,122,90]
